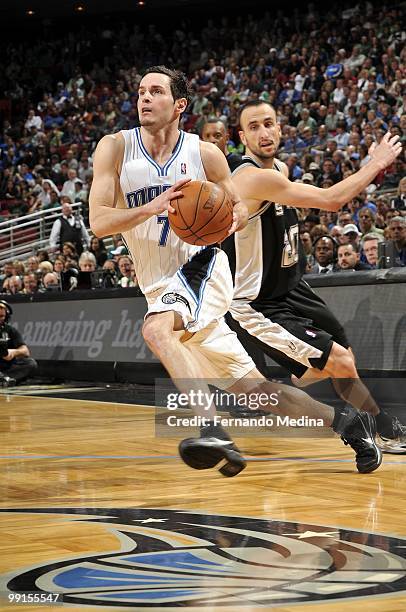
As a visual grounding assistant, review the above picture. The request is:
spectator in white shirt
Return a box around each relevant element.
[334,121,350,149]
[61,168,79,202]
[344,45,366,71]
[332,78,346,105]
[49,201,90,255]
[294,66,307,94]
[24,109,43,131]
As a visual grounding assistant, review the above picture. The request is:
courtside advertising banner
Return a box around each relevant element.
[9,281,406,370]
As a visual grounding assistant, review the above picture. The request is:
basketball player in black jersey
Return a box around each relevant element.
[208,101,405,454]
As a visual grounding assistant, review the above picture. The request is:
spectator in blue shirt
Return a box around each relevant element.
[281,126,306,154]
[388,217,406,266]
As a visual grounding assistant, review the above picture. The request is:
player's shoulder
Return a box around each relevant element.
[198,139,218,155]
[98,131,125,149]
[94,132,125,166]
[199,139,227,166]
[230,154,260,175]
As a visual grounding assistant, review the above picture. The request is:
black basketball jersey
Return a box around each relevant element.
[222,155,306,301]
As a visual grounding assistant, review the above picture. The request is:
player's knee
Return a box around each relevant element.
[326,344,357,378]
[142,317,167,351]
[142,314,178,351]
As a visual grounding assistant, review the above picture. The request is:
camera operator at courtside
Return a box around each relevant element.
[0,300,38,387]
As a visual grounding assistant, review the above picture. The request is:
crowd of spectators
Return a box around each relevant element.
[300,208,406,272]
[0,0,404,292]
[0,233,139,295]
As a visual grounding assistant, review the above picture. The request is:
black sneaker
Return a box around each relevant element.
[377,417,406,454]
[179,437,246,477]
[0,376,16,388]
[341,411,382,473]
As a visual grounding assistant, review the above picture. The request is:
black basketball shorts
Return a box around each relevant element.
[227,279,350,378]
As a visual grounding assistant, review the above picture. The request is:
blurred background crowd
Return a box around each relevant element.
[0,0,404,294]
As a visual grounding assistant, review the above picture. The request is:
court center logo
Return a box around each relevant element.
[2,507,406,608]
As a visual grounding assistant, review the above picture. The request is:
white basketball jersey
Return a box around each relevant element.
[119,128,206,296]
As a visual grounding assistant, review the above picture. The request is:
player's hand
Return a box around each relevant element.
[147,178,191,215]
[3,349,16,361]
[228,201,249,235]
[368,132,402,170]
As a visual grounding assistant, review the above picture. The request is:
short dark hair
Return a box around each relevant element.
[199,117,227,135]
[141,65,192,105]
[338,242,360,253]
[238,99,276,126]
[304,213,320,224]
[312,234,338,252]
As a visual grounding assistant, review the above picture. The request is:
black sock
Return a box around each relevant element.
[332,405,357,434]
[200,420,231,441]
[375,410,395,438]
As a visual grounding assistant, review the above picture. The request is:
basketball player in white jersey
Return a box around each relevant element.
[89,65,259,475]
[90,67,385,477]
[206,101,405,454]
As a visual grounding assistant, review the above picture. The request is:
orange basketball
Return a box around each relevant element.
[168,180,233,246]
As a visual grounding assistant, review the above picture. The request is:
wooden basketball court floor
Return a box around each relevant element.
[1,389,406,611]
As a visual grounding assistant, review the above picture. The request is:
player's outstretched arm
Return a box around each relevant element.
[234,132,401,213]
[200,140,248,232]
[89,134,190,237]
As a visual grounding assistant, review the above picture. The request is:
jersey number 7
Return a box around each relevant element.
[157,216,170,246]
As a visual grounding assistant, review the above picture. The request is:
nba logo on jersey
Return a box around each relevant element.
[181,162,187,174]
[306,329,316,338]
